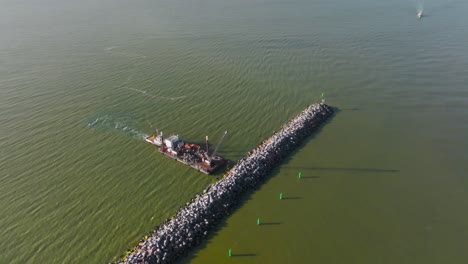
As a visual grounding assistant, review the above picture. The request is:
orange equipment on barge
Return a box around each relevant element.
[145,131,227,175]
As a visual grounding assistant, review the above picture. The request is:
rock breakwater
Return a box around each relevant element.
[118,103,334,264]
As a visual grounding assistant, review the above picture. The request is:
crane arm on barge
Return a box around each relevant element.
[212,131,228,157]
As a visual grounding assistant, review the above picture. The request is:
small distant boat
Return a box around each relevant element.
[417,11,423,19]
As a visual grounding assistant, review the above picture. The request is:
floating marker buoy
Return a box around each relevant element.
[257,217,261,225]
[298,171,302,179]
[229,248,232,257]
[280,192,283,200]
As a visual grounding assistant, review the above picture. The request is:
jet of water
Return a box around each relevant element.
[413,0,424,13]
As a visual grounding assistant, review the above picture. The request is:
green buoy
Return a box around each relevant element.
[298,171,302,179]
[228,248,232,257]
[280,192,283,200]
[257,217,261,225]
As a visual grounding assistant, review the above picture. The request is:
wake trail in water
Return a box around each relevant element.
[104,46,118,51]
[104,37,152,52]
[120,86,188,101]
[105,38,188,101]
[413,0,424,13]
[87,115,148,140]
[123,87,157,98]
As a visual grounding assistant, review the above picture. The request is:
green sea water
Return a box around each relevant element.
[1,0,467,263]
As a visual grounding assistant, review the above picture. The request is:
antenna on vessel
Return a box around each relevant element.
[206,136,209,155]
[212,131,228,157]
[160,131,164,144]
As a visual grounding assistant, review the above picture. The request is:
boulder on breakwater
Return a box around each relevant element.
[117,103,334,264]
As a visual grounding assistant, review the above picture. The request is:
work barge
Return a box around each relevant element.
[118,103,334,264]
[145,132,227,175]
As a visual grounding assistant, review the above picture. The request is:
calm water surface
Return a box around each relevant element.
[1,0,467,263]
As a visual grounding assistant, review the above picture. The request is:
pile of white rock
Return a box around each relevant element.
[118,103,334,264]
